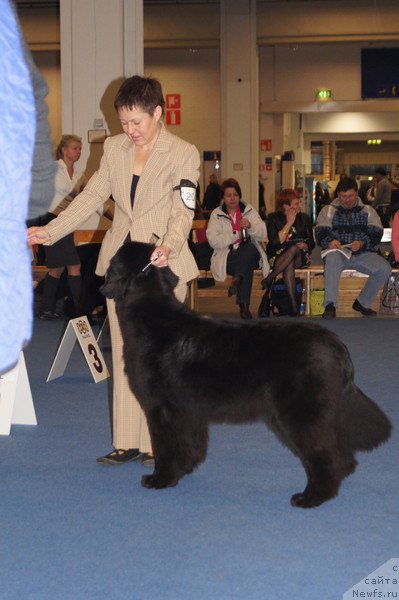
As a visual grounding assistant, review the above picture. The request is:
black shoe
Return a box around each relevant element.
[261,276,274,291]
[96,448,143,465]
[352,299,377,317]
[228,276,243,297]
[322,303,336,319]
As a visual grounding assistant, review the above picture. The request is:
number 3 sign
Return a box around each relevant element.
[47,316,110,383]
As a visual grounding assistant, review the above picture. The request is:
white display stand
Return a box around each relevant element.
[96,315,109,343]
[0,353,37,436]
[47,316,110,383]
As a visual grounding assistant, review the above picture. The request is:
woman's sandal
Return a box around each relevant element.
[96,448,143,465]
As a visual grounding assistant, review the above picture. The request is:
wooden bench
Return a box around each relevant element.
[188,220,312,313]
[189,220,394,317]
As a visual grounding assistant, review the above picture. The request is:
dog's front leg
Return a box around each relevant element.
[141,461,180,490]
[140,404,187,489]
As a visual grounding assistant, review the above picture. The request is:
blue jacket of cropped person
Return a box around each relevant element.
[315,197,383,252]
[0,1,36,373]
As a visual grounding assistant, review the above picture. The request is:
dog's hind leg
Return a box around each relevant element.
[141,403,208,490]
[288,421,351,509]
[290,448,342,508]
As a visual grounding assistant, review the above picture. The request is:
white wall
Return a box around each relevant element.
[259,42,399,113]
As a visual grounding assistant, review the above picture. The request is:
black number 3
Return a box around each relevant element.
[87,343,103,373]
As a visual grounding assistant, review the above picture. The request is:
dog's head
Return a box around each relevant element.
[101,241,179,302]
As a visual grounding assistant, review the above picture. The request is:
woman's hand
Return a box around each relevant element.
[241,217,251,229]
[27,226,50,246]
[150,245,170,268]
[296,242,308,250]
[286,206,297,227]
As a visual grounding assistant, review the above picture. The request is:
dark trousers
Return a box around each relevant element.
[226,242,260,304]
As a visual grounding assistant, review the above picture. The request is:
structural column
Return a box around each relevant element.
[220,0,259,206]
[60,0,143,168]
[59,0,143,226]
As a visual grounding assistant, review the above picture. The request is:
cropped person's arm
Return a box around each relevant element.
[392,212,399,262]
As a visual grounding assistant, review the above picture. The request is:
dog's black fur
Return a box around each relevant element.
[102,242,392,508]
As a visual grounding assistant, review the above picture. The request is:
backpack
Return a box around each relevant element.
[379,273,399,315]
[270,278,303,316]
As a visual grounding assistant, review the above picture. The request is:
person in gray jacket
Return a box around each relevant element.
[316,176,391,319]
[373,168,395,227]
[206,178,269,319]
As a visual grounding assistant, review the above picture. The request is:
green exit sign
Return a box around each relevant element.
[316,89,332,100]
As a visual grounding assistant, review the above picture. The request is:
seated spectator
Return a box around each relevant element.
[259,188,315,317]
[316,176,391,319]
[206,178,268,319]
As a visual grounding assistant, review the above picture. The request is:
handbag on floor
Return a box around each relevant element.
[379,273,399,315]
[259,278,303,317]
[271,278,303,316]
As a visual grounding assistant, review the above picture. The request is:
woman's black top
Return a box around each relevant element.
[125,175,140,243]
[266,211,315,259]
[130,174,140,207]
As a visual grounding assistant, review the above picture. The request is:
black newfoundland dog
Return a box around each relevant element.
[101,242,391,508]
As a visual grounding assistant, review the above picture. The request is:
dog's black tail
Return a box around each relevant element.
[340,383,392,452]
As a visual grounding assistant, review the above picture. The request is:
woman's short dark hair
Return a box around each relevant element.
[114,75,165,116]
[277,188,299,209]
[335,176,358,194]
[220,178,242,199]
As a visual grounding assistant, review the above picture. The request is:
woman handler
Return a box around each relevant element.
[28,75,200,467]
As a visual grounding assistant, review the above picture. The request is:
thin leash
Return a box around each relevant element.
[141,250,162,273]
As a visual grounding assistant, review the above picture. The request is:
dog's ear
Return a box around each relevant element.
[101,241,153,300]
[100,256,131,300]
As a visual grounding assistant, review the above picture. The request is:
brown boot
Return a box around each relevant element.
[239,303,252,319]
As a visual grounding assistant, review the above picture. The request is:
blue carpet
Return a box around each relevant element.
[0,316,397,600]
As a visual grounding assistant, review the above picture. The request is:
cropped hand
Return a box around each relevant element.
[151,245,170,268]
[296,242,308,250]
[27,226,50,246]
[328,239,341,249]
[241,218,251,229]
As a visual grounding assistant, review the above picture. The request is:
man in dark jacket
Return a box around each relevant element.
[316,177,391,319]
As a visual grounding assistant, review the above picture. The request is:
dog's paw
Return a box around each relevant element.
[290,492,323,509]
[141,474,178,489]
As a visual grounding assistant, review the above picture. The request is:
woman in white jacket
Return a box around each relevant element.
[206,178,269,319]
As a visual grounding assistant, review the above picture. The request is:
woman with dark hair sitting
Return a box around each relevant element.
[259,188,315,317]
[206,178,268,319]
